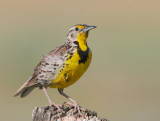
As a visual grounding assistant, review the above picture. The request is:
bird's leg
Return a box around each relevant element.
[58,89,85,114]
[43,87,61,110]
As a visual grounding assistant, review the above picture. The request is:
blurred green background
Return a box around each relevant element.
[0,0,160,121]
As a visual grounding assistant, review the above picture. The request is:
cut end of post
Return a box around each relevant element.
[32,102,108,121]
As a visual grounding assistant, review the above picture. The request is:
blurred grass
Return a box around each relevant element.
[0,0,160,121]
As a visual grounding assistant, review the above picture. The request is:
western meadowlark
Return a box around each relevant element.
[14,24,96,112]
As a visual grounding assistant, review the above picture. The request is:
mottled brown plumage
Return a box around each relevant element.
[14,44,71,97]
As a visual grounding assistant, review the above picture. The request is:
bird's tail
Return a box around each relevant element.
[13,81,36,98]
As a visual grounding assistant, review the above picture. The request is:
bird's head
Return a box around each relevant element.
[66,24,96,47]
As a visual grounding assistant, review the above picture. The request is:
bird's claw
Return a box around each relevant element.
[66,102,85,115]
[49,101,62,111]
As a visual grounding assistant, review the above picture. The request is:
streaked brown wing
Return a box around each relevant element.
[26,44,68,87]
[14,44,68,97]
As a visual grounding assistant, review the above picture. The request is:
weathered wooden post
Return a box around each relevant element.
[32,102,108,121]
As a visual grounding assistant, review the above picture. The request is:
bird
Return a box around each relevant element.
[14,24,96,113]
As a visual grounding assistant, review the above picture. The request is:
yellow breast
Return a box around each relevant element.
[49,49,92,89]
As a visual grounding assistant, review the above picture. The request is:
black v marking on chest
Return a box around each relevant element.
[73,41,89,64]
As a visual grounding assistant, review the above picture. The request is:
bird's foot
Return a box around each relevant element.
[49,101,62,111]
[66,102,85,115]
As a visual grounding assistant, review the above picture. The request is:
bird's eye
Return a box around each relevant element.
[75,27,79,31]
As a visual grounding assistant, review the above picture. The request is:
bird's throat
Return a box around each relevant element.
[77,32,88,51]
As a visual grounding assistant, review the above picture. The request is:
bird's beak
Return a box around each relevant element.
[82,26,96,32]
